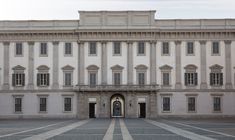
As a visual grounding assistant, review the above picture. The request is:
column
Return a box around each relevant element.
[175,41,182,89]
[101,41,107,85]
[225,40,233,89]
[2,42,10,90]
[52,41,59,89]
[150,41,157,85]
[78,42,85,85]
[27,42,35,90]
[200,41,207,89]
[127,41,133,85]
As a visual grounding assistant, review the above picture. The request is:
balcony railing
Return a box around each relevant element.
[74,84,160,92]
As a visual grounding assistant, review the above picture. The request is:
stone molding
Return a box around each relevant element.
[61,65,75,71]
[37,65,50,71]
[209,64,223,70]
[159,65,173,70]
[86,65,99,71]
[110,64,124,70]
[135,64,148,70]
[12,65,26,71]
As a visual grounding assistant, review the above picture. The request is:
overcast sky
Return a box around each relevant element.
[0,0,234,20]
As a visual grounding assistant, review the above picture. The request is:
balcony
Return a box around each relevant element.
[74,84,160,92]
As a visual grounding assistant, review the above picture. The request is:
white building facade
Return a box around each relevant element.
[0,11,235,119]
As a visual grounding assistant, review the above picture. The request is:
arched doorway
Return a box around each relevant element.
[110,94,125,117]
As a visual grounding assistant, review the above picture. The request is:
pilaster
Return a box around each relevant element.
[148,92,158,118]
[224,40,233,89]
[78,42,85,85]
[175,41,182,89]
[2,42,10,90]
[27,42,35,90]
[127,41,133,85]
[101,41,107,85]
[52,41,59,89]
[200,41,208,89]
[150,41,157,85]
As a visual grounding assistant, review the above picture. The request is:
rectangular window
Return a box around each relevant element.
[37,73,50,86]
[39,97,47,112]
[162,97,170,111]
[187,42,194,55]
[162,73,170,86]
[185,73,198,86]
[89,42,97,55]
[210,73,223,86]
[113,73,121,85]
[89,73,96,87]
[64,97,72,112]
[15,98,22,112]
[64,72,72,86]
[15,43,23,56]
[64,43,72,55]
[213,97,221,112]
[138,42,145,55]
[40,43,48,56]
[138,72,145,85]
[162,42,169,55]
[113,42,121,55]
[12,73,25,86]
[212,42,219,55]
[188,97,196,112]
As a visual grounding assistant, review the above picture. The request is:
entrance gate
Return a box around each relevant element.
[110,94,124,117]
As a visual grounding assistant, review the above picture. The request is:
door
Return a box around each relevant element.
[89,103,96,118]
[139,103,146,118]
[113,101,122,116]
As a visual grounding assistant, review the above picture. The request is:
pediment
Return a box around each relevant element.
[111,65,124,70]
[184,64,197,70]
[210,64,223,70]
[159,65,173,70]
[87,65,99,70]
[12,65,26,70]
[37,65,50,70]
[61,65,74,70]
[135,64,148,70]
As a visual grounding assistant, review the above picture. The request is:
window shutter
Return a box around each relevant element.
[37,74,40,86]
[194,73,198,85]
[210,73,213,85]
[12,74,16,86]
[184,73,188,86]
[22,74,25,86]
[47,73,50,86]
[220,73,223,85]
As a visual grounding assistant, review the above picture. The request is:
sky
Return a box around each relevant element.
[0,0,235,20]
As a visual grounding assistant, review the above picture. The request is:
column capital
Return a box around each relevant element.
[28,41,35,46]
[150,40,157,44]
[199,40,206,45]
[127,41,133,44]
[101,41,107,44]
[77,40,85,45]
[52,41,59,46]
[3,42,10,46]
[175,41,181,45]
[224,40,232,45]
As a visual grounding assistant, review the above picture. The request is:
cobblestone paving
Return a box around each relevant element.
[0,118,235,140]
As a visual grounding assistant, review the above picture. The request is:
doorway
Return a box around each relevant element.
[110,94,125,117]
[139,103,146,118]
[89,103,96,118]
[113,101,122,116]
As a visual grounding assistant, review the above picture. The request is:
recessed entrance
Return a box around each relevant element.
[111,94,124,117]
[89,103,96,118]
[138,103,146,118]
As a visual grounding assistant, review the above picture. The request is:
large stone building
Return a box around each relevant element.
[0,11,235,119]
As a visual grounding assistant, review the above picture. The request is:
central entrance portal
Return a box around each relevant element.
[111,94,124,117]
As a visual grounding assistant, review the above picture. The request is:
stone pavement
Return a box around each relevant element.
[0,118,235,140]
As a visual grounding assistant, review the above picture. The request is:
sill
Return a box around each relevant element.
[63,111,72,113]
[14,111,23,114]
[161,85,172,88]
[161,54,170,56]
[188,111,197,113]
[211,85,222,89]
[137,54,146,56]
[185,85,197,89]
[88,54,97,56]
[39,111,47,114]
[113,54,121,56]
[186,54,195,56]
[64,54,73,57]
[213,111,222,113]
[211,54,220,56]
[162,111,171,113]
[39,55,48,57]
[15,55,23,57]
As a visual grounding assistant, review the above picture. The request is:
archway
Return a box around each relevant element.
[110,94,125,117]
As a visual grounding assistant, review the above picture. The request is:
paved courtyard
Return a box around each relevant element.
[0,118,235,140]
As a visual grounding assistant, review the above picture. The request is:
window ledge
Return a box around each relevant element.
[39,55,48,57]
[64,54,73,57]
[63,111,72,113]
[162,111,171,113]
[113,54,121,56]
[213,111,222,113]
[14,111,23,114]
[161,85,172,89]
[39,111,47,114]
[88,54,97,56]
[137,54,146,56]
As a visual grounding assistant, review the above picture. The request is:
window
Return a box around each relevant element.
[187,42,194,55]
[40,43,48,56]
[37,73,50,86]
[12,73,25,86]
[39,97,47,112]
[64,72,72,86]
[64,43,72,55]
[212,42,219,55]
[138,72,145,85]
[162,73,170,86]
[184,65,198,86]
[210,64,223,87]
[64,97,72,112]
[15,43,23,56]
[162,97,171,112]
[89,73,96,87]
[113,42,121,55]
[213,97,221,112]
[188,97,196,112]
[138,42,145,55]
[15,97,22,112]
[89,42,97,55]
[113,72,121,85]
[162,42,169,55]
[160,65,172,87]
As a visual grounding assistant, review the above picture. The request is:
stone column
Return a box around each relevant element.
[78,42,85,85]
[127,41,133,85]
[200,41,208,89]
[27,42,35,90]
[2,42,10,90]
[101,41,107,85]
[175,41,182,89]
[150,41,157,85]
[52,41,59,89]
[225,40,233,89]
